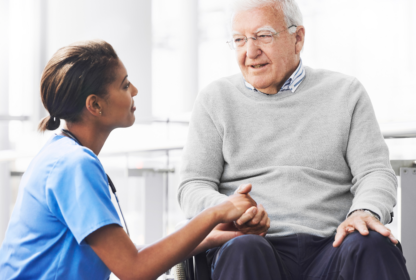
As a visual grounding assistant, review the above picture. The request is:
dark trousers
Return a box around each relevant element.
[206,231,410,280]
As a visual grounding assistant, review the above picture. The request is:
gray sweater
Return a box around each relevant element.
[177,66,397,237]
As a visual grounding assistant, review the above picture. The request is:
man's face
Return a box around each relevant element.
[232,6,304,94]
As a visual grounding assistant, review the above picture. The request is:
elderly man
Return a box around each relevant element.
[177,0,410,279]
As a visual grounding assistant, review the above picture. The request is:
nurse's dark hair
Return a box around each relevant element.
[38,40,119,132]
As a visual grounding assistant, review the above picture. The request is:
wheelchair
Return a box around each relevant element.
[165,251,208,280]
[163,220,210,280]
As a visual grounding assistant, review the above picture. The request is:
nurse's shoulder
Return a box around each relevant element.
[29,134,107,192]
[48,134,100,163]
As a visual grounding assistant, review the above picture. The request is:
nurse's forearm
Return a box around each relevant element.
[87,207,220,280]
[135,207,220,278]
[87,189,255,279]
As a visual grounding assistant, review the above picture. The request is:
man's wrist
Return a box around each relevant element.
[349,209,380,221]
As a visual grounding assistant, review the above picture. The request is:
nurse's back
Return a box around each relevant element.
[0,135,121,279]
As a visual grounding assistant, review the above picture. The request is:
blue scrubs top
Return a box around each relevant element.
[0,135,122,280]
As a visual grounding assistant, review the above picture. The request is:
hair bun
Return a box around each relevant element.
[38,115,61,132]
[47,116,61,130]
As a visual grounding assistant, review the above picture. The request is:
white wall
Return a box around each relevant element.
[46,0,153,121]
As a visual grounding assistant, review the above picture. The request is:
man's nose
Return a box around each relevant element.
[245,38,262,59]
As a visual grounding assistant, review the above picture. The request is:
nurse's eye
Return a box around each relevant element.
[124,82,131,89]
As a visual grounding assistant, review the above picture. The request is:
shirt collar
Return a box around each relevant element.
[244,58,305,95]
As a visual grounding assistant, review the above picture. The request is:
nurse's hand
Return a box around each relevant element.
[233,184,270,236]
[214,183,257,223]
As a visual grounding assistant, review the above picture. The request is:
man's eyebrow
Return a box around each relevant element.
[255,26,277,33]
[231,26,277,36]
[120,75,128,86]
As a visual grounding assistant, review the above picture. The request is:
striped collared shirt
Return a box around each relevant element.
[244,59,305,95]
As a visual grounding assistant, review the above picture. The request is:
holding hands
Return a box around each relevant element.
[216,183,270,236]
[204,183,270,249]
[202,183,270,252]
[233,184,270,236]
[215,183,257,223]
[201,183,257,249]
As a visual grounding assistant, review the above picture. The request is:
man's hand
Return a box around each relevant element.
[233,184,270,236]
[333,210,398,247]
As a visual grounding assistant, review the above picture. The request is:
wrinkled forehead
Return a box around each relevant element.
[231,5,286,35]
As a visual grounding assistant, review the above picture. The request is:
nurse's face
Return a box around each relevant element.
[100,60,138,129]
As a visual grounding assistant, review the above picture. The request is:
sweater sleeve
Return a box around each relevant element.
[177,93,228,218]
[346,79,397,225]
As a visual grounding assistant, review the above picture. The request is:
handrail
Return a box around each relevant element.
[0,144,185,163]
[380,122,416,139]
[390,160,416,176]
[1,122,416,163]
[0,115,30,121]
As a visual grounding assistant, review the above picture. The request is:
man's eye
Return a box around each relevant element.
[258,34,272,39]
[234,37,245,43]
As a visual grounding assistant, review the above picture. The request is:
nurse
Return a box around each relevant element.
[0,40,258,280]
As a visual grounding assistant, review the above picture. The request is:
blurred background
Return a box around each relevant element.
[1,0,416,278]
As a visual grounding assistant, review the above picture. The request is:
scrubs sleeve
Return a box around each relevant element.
[45,147,122,245]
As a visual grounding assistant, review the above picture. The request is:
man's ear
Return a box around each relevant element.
[86,95,103,117]
[294,26,305,54]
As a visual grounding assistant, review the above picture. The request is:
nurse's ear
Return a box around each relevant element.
[86,95,104,117]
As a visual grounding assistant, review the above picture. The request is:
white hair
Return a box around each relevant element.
[231,0,303,34]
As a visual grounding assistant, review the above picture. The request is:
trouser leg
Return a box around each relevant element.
[207,234,290,280]
[303,231,410,280]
